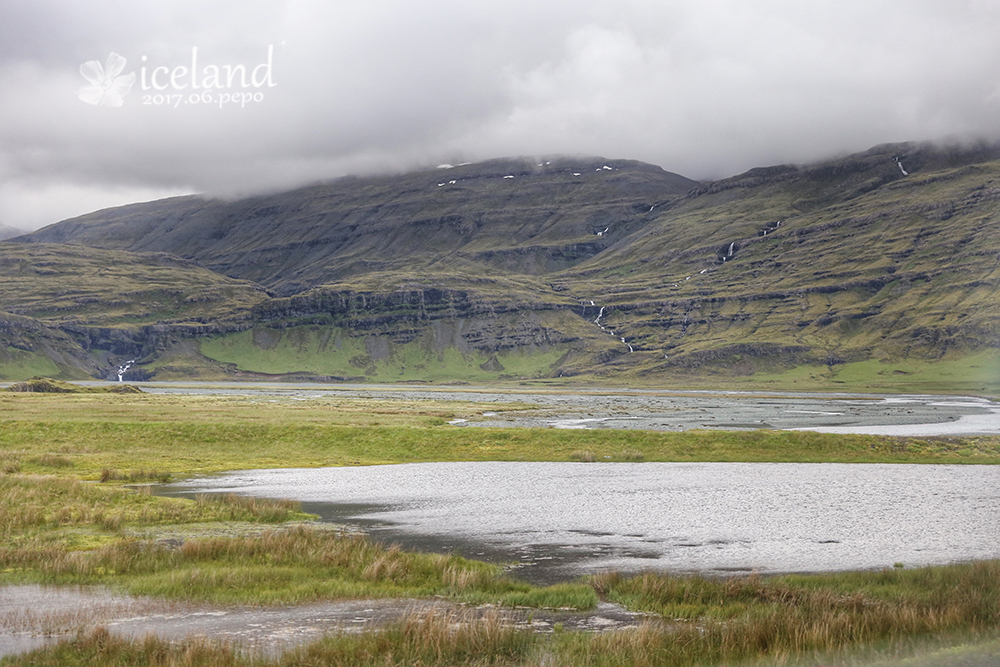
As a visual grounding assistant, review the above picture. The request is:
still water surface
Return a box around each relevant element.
[163,462,1000,584]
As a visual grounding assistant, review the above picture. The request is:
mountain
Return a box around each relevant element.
[0,224,26,241]
[24,157,697,295]
[0,243,267,380]
[6,144,1000,393]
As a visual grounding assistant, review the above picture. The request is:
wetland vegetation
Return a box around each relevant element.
[2,389,1000,665]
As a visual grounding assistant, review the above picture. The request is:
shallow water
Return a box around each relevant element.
[0,585,647,659]
[67,381,1000,435]
[163,462,1000,584]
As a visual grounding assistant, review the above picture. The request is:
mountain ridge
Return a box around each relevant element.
[5,142,999,392]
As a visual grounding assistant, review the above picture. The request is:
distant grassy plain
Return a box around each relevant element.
[3,392,1000,477]
[2,390,1000,666]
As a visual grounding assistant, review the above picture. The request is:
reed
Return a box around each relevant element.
[578,563,1000,665]
[0,475,307,547]
[8,562,1000,666]
[1,523,596,609]
[5,610,538,667]
[100,468,172,483]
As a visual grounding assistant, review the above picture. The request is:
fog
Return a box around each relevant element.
[2,0,999,230]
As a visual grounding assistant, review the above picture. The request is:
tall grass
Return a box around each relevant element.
[2,627,251,667]
[0,475,304,545]
[194,493,299,523]
[286,609,536,666]
[5,610,539,667]
[100,468,172,483]
[576,563,1000,665]
[1,522,595,609]
[12,561,1000,667]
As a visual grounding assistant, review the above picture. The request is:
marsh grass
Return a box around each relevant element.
[576,563,1000,665]
[0,475,308,549]
[568,450,597,462]
[287,609,537,666]
[4,393,1000,665]
[100,468,172,483]
[29,454,73,468]
[2,626,249,667]
[0,472,593,609]
[1,522,595,609]
[194,493,300,523]
[2,394,998,481]
[12,561,1000,667]
[6,610,539,667]
[0,450,21,474]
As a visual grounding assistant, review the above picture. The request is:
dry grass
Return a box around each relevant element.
[0,475,306,550]
[1,523,594,609]
[29,454,73,468]
[0,450,21,474]
[4,608,538,666]
[194,493,300,523]
[577,563,1000,666]
[100,468,172,483]
[6,558,1000,666]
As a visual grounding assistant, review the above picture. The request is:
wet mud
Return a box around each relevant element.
[0,585,651,659]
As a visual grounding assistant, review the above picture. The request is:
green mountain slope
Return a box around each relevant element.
[7,143,1000,392]
[554,143,1000,378]
[0,244,268,379]
[23,157,696,296]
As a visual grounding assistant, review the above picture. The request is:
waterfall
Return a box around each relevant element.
[116,359,136,382]
[728,241,735,257]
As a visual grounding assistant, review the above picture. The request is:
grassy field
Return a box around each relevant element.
[740,349,1000,397]
[198,325,571,383]
[2,390,1000,666]
[3,393,1000,480]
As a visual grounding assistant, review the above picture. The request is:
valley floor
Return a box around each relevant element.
[2,387,1000,665]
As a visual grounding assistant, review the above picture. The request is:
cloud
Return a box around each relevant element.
[2,0,1000,229]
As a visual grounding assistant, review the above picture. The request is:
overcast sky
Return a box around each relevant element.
[2,0,999,231]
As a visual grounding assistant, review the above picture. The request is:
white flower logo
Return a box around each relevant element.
[77,53,135,107]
